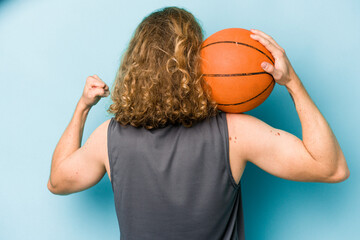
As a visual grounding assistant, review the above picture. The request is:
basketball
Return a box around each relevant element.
[200,28,275,113]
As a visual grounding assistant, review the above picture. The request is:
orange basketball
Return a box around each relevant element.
[200,28,275,113]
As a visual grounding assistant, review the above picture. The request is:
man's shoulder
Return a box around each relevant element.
[225,112,255,130]
[87,118,112,161]
[225,112,264,150]
[95,118,112,136]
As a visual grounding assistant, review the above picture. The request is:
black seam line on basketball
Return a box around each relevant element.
[203,71,271,77]
[201,41,274,64]
[218,79,275,106]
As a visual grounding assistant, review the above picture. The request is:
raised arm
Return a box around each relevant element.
[47,75,110,195]
[229,29,349,183]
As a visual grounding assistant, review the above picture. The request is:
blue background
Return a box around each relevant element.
[0,0,359,239]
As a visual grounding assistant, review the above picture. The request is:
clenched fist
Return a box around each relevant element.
[79,74,110,109]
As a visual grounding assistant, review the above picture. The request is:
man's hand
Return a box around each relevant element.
[250,29,297,87]
[79,74,110,109]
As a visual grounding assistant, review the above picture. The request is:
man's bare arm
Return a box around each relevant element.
[47,75,110,194]
[285,73,349,179]
[48,99,90,191]
[238,29,350,182]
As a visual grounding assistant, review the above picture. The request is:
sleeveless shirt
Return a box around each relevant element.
[107,111,245,240]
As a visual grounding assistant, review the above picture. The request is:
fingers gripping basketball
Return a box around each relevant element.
[261,62,275,74]
[250,29,295,86]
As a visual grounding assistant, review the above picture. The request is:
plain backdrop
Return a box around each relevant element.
[0,0,359,239]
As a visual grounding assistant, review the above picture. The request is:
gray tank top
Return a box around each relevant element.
[107,111,245,240]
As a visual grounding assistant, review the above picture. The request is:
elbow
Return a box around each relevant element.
[47,179,59,194]
[320,152,350,183]
[325,165,350,183]
[47,179,70,195]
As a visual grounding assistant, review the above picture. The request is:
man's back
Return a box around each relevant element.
[107,111,245,240]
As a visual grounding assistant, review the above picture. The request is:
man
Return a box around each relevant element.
[47,7,349,240]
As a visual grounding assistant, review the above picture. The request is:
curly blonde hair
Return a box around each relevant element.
[107,6,219,129]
